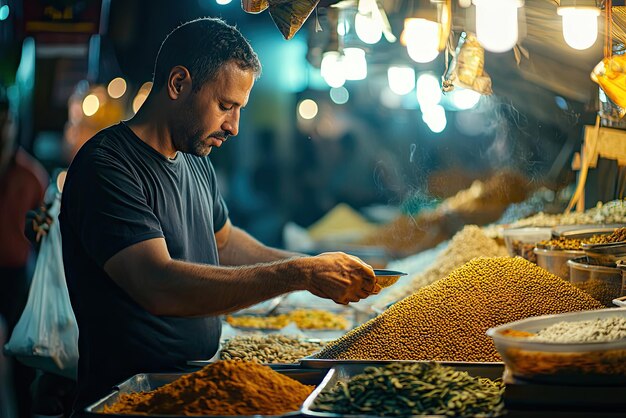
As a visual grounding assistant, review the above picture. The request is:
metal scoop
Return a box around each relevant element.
[373,269,407,288]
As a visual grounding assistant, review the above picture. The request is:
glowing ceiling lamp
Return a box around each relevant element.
[343,48,367,80]
[321,51,346,88]
[401,0,451,63]
[473,0,523,53]
[557,0,600,50]
[355,0,383,44]
[452,88,481,110]
[416,73,442,107]
[388,66,416,95]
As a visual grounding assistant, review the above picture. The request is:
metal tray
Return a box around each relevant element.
[187,338,331,369]
[300,362,505,418]
[187,359,302,369]
[85,368,329,417]
[552,225,625,239]
[582,241,626,264]
[299,357,503,375]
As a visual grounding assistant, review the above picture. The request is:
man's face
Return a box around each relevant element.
[172,61,255,157]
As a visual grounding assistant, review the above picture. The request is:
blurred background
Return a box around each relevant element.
[2,1,626,416]
[1,0,616,251]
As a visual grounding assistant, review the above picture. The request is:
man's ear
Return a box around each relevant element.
[167,66,192,100]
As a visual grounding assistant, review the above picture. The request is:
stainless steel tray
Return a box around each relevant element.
[85,368,329,417]
[301,362,505,418]
[187,359,298,369]
[582,242,626,263]
[299,357,504,374]
[187,338,330,369]
[553,225,624,239]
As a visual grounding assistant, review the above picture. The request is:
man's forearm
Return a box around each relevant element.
[219,226,302,265]
[145,258,309,317]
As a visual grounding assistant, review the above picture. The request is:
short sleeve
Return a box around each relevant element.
[62,148,164,267]
[207,160,229,232]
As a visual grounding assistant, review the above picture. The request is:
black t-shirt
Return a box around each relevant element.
[60,122,228,409]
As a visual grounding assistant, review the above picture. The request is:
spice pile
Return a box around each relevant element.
[538,228,626,251]
[103,360,314,415]
[484,200,626,239]
[537,237,587,251]
[511,200,626,228]
[226,309,349,330]
[503,316,626,378]
[589,227,626,244]
[315,257,603,362]
[311,363,505,417]
[527,317,626,343]
[220,335,325,364]
[375,225,507,309]
[361,172,529,256]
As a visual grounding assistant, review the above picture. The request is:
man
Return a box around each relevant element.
[60,17,379,410]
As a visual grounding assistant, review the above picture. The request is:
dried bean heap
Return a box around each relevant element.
[312,363,504,417]
[376,225,507,309]
[537,237,587,251]
[528,317,626,343]
[220,335,325,364]
[589,227,626,244]
[485,200,626,239]
[538,228,626,251]
[316,257,603,362]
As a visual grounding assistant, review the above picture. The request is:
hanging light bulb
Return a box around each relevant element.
[343,48,368,80]
[404,18,441,63]
[416,73,442,107]
[388,66,416,95]
[473,0,523,53]
[557,0,600,51]
[321,51,346,88]
[401,1,451,63]
[355,0,383,44]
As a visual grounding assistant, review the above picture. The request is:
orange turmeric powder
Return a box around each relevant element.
[103,360,314,415]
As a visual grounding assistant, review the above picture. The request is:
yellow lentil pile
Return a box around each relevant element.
[315,257,603,362]
[226,309,349,330]
[375,225,507,310]
[103,360,314,415]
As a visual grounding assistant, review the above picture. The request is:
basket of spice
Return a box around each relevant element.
[487,308,626,386]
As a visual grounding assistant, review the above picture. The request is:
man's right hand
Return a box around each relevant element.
[301,252,380,305]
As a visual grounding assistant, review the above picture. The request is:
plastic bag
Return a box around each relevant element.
[4,193,78,380]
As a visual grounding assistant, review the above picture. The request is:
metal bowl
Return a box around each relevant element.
[373,269,407,288]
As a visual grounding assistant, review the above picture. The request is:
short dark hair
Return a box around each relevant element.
[153,17,261,91]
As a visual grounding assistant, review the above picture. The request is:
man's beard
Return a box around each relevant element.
[180,132,229,157]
